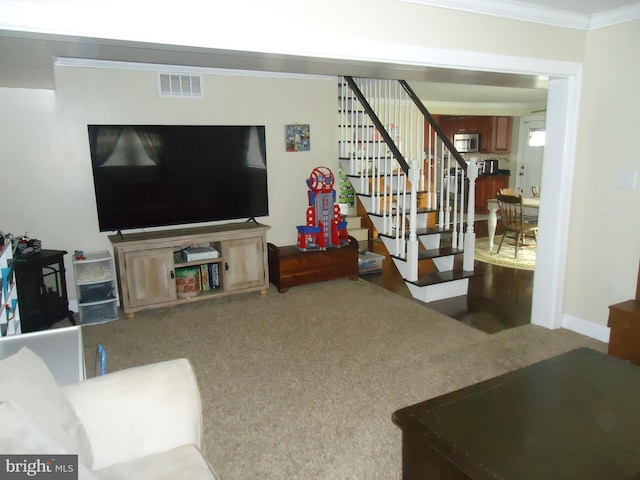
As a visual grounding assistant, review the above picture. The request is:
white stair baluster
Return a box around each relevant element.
[464,157,478,271]
[406,159,420,281]
[459,168,466,249]
[451,162,458,249]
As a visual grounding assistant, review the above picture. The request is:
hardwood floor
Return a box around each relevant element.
[360,237,534,334]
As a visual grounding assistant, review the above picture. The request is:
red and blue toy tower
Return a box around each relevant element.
[296,167,349,251]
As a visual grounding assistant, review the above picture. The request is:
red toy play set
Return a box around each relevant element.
[296,167,349,251]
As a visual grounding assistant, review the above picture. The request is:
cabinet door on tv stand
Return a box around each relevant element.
[221,237,267,293]
[123,248,177,310]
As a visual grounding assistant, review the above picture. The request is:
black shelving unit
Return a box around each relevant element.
[13,249,75,332]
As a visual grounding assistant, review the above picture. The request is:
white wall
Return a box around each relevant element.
[564,19,640,326]
[1,0,638,333]
[0,67,337,299]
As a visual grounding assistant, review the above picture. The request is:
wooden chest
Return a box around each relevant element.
[267,239,359,293]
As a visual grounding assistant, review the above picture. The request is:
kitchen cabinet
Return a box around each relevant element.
[475,175,510,213]
[436,115,512,154]
[439,116,484,141]
[110,222,270,318]
[490,116,512,153]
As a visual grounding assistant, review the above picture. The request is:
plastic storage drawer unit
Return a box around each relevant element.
[73,251,119,325]
[79,301,118,325]
[358,251,384,274]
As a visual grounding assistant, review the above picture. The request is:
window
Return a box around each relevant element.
[528,128,546,147]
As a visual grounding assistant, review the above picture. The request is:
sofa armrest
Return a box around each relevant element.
[63,358,202,470]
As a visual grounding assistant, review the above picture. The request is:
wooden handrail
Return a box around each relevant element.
[398,80,468,174]
[344,76,410,174]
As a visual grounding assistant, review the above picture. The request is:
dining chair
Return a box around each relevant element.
[496,193,538,258]
[498,187,522,197]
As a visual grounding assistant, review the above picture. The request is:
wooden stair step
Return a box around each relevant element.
[368,207,439,217]
[389,247,464,263]
[345,215,369,244]
[349,228,369,244]
[378,227,455,240]
[406,268,482,288]
[418,247,464,260]
[416,227,456,236]
[345,216,362,228]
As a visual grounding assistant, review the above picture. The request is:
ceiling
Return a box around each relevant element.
[1,0,639,114]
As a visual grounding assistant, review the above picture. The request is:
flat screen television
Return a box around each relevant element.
[87,125,269,232]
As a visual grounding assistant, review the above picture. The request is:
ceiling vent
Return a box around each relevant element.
[158,73,203,98]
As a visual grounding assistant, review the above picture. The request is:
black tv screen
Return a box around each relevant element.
[88,125,269,232]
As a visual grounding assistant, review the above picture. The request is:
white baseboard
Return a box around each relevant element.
[69,300,78,313]
[562,314,610,343]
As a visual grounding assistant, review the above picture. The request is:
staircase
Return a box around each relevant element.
[339,76,480,303]
[337,163,370,245]
[344,214,369,245]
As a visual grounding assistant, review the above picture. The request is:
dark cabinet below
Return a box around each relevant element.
[475,175,510,213]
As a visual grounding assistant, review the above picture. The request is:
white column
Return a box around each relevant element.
[463,157,479,271]
[406,159,420,282]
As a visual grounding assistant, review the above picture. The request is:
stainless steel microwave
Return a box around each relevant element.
[453,133,479,153]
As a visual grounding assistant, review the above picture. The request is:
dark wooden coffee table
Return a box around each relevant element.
[392,348,640,480]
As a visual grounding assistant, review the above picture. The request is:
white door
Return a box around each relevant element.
[516,118,546,196]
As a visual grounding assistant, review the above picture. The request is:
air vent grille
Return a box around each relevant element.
[158,73,203,98]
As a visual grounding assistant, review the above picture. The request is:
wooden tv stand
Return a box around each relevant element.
[109,222,270,318]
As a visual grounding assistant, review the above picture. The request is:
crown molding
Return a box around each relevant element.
[589,3,640,29]
[396,0,640,30]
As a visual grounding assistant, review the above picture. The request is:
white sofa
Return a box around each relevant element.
[0,347,218,479]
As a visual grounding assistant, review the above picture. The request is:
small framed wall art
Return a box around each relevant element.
[285,124,310,152]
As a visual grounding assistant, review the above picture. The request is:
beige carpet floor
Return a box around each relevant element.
[81,279,605,480]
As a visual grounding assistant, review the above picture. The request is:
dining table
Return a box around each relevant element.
[486,196,540,250]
